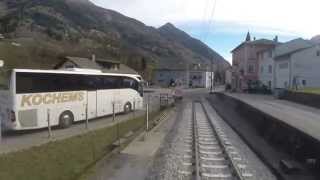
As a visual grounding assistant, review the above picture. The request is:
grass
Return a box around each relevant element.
[293,88,320,95]
[0,111,161,180]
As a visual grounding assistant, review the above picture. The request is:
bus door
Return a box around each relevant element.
[113,89,122,113]
[87,91,97,119]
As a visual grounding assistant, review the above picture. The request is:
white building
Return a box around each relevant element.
[225,67,232,85]
[153,68,187,87]
[153,65,214,88]
[274,38,320,89]
[189,71,213,88]
[258,48,275,90]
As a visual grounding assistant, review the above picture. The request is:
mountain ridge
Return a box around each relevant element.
[0,0,229,79]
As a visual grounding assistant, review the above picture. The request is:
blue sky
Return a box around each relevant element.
[177,21,298,62]
[91,0,319,63]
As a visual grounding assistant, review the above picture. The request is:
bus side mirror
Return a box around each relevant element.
[0,60,3,67]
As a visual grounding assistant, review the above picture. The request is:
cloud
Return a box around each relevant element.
[91,0,319,63]
[92,0,319,38]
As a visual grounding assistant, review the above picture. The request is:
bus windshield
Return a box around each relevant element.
[139,82,143,97]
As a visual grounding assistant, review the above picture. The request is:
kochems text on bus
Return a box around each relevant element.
[20,92,85,107]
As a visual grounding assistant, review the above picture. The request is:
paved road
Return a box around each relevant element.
[225,93,320,142]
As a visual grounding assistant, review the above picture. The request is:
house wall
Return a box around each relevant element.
[205,72,213,88]
[153,70,214,88]
[189,71,213,88]
[274,57,290,89]
[153,70,187,87]
[189,71,204,88]
[225,69,232,85]
[232,46,246,90]
[291,47,320,88]
[259,50,274,89]
[232,43,275,91]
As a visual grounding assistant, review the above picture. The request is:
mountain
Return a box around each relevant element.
[0,0,228,79]
[159,23,228,68]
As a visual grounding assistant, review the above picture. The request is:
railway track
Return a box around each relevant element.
[178,100,253,179]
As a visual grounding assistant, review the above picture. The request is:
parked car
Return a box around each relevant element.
[247,80,272,94]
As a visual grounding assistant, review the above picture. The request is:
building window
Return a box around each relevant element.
[248,64,255,73]
[302,80,307,86]
[268,65,272,73]
[268,50,272,58]
[317,51,320,56]
[260,66,264,73]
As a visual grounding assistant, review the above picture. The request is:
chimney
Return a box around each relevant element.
[92,54,96,62]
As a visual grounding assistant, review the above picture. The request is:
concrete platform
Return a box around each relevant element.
[224,93,320,142]
[89,109,176,180]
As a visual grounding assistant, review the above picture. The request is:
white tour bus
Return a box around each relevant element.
[0,68,144,131]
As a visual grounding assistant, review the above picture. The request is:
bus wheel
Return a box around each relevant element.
[59,111,74,128]
[123,102,132,114]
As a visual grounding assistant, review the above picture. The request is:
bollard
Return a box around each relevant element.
[47,109,52,138]
[85,103,89,130]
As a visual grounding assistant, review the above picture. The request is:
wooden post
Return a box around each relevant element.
[115,102,121,153]
[47,109,52,138]
[85,102,89,130]
[133,98,136,119]
[112,101,115,122]
[0,114,2,143]
[146,96,149,131]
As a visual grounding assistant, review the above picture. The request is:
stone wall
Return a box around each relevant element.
[283,91,320,109]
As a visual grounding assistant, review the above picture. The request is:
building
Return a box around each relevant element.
[274,38,320,89]
[225,67,232,85]
[54,56,138,75]
[257,43,277,90]
[189,71,213,88]
[153,63,214,88]
[231,32,278,91]
[153,68,187,87]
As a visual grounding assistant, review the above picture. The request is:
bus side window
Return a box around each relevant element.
[123,78,133,89]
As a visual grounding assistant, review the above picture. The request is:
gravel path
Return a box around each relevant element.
[147,97,277,180]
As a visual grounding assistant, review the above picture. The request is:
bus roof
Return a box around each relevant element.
[13,69,142,81]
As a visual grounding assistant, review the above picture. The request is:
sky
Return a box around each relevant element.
[92,0,319,63]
